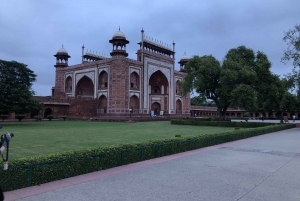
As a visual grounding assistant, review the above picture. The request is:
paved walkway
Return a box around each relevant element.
[4,128,300,201]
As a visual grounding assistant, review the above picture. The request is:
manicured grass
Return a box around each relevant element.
[0,121,236,159]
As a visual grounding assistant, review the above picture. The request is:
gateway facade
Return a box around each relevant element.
[48,29,190,118]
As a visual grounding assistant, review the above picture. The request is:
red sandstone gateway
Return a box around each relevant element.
[34,28,191,120]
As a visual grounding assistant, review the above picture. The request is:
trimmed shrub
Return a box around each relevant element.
[46,115,53,121]
[62,115,67,121]
[170,118,273,128]
[0,123,295,192]
[34,115,42,121]
[15,114,25,122]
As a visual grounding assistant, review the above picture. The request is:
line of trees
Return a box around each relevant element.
[181,44,300,118]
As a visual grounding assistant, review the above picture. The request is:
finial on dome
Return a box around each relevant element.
[119,26,120,31]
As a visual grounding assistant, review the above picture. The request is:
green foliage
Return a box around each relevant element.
[243,112,251,117]
[0,115,8,121]
[181,46,286,117]
[0,60,37,114]
[175,134,181,137]
[191,95,206,106]
[281,24,300,68]
[47,115,53,121]
[34,115,42,121]
[170,118,272,127]
[62,115,67,121]
[15,114,25,122]
[0,123,294,191]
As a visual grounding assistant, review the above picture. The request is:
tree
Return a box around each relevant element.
[181,46,285,118]
[0,60,37,114]
[191,95,206,106]
[281,24,300,68]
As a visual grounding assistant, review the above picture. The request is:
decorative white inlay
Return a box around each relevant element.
[130,92,140,98]
[76,71,94,85]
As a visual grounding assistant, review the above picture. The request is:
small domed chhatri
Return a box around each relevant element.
[181,52,189,60]
[56,45,68,54]
[112,27,126,39]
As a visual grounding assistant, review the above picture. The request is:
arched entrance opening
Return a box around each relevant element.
[130,95,139,113]
[44,108,52,118]
[149,71,169,95]
[130,72,139,90]
[76,76,94,97]
[98,71,108,90]
[98,95,107,114]
[176,99,182,114]
[151,102,161,116]
[65,76,72,93]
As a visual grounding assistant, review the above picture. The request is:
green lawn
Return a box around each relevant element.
[0,121,235,159]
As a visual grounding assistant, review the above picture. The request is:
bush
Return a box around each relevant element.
[0,123,295,192]
[62,115,67,121]
[243,112,250,118]
[15,114,25,122]
[175,134,181,137]
[170,118,273,128]
[0,115,8,122]
[34,115,42,121]
[47,115,53,121]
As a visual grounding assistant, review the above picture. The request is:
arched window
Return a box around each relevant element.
[130,72,139,90]
[65,76,72,93]
[98,71,108,90]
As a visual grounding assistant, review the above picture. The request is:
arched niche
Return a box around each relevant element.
[98,71,108,90]
[130,95,139,113]
[151,102,161,116]
[65,76,72,93]
[149,70,168,95]
[176,99,182,114]
[76,76,94,97]
[130,72,139,90]
[98,95,107,113]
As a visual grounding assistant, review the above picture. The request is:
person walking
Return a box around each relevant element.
[0,133,12,201]
[293,114,296,122]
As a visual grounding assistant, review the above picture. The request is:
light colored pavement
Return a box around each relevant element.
[4,128,300,201]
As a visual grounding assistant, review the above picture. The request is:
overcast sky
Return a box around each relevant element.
[0,0,299,96]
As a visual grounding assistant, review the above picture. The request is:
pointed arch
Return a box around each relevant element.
[130,72,139,90]
[176,99,182,114]
[151,102,161,116]
[149,70,169,95]
[98,70,108,90]
[98,95,107,114]
[130,95,139,113]
[65,76,72,93]
[76,76,94,97]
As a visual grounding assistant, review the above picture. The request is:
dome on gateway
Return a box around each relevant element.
[57,46,68,54]
[181,53,189,60]
[113,28,126,39]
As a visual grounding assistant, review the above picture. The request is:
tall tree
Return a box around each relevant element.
[181,46,285,118]
[0,60,38,114]
[281,24,300,68]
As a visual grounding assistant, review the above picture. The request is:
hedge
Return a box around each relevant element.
[170,118,274,127]
[0,123,295,191]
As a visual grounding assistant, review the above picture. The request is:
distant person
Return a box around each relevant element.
[293,115,296,122]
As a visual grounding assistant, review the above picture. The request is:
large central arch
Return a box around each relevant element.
[76,76,94,97]
[149,70,169,95]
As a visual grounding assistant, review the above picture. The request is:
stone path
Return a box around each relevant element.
[4,128,300,201]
